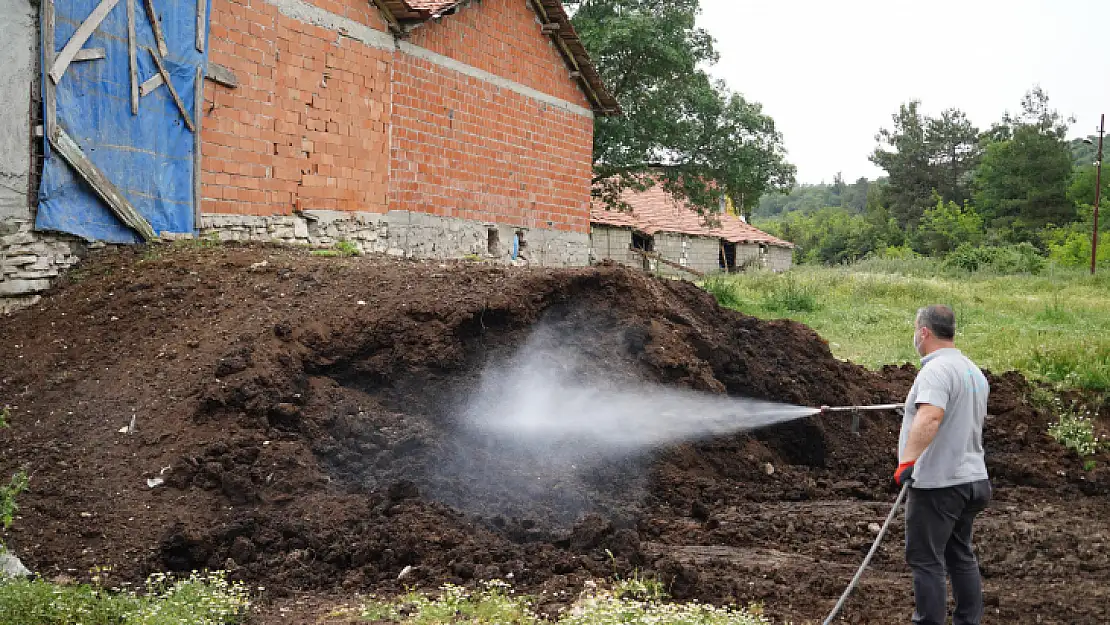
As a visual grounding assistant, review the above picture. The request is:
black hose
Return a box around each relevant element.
[822,483,910,625]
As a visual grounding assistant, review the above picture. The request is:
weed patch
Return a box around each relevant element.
[0,572,250,625]
[359,579,769,625]
[700,261,1110,391]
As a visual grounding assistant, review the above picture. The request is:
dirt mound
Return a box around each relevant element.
[2,244,1108,623]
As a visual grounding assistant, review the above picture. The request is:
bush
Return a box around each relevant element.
[912,200,984,256]
[942,243,1045,274]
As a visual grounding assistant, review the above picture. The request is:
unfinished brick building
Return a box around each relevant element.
[1,0,617,308]
[198,0,617,262]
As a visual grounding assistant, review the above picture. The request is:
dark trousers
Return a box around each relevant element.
[905,480,992,625]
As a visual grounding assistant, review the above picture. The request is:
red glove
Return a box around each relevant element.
[894,460,915,486]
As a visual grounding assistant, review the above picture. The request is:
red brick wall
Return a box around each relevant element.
[202,0,392,215]
[201,0,594,233]
[390,55,593,231]
[404,0,590,108]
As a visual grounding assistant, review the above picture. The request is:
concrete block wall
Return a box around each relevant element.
[588,225,641,268]
[763,245,794,272]
[652,233,720,277]
[0,0,35,219]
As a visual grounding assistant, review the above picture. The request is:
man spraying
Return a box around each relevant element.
[894,305,992,625]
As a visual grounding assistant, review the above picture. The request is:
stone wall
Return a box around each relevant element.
[199,210,590,266]
[0,220,86,312]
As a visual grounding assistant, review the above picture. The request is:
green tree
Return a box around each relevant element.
[871,103,981,228]
[871,101,934,227]
[1069,165,1109,209]
[570,0,795,217]
[926,109,981,206]
[974,89,1076,239]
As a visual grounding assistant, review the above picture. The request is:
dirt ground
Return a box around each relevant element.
[1,243,1108,624]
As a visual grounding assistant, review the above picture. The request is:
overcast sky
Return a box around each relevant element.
[698,0,1110,184]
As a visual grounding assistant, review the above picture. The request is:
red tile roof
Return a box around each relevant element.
[402,1,456,13]
[377,1,619,115]
[591,185,793,248]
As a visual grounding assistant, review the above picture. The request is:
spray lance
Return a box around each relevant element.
[818,403,903,435]
[812,402,908,624]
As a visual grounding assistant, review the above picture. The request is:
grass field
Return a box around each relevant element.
[701,258,1110,392]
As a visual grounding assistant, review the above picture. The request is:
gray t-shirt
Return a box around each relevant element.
[899,348,989,489]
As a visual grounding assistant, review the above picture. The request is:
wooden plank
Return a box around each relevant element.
[204,62,237,88]
[630,248,704,277]
[193,64,203,226]
[49,0,120,84]
[139,73,164,97]
[127,0,137,114]
[41,0,56,135]
[143,0,169,57]
[146,47,195,132]
[72,47,106,61]
[49,125,156,241]
[195,0,205,52]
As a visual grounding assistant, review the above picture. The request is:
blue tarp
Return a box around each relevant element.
[38,0,210,243]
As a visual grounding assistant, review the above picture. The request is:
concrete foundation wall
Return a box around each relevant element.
[199,210,590,266]
[0,0,35,220]
[588,225,641,268]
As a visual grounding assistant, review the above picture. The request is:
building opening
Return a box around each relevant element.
[487,227,500,256]
[720,241,737,272]
[513,230,528,260]
[631,231,653,252]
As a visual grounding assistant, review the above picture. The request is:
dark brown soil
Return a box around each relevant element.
[1,244,1108,624]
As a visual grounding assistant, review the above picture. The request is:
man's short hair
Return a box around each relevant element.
[916,305,956,340]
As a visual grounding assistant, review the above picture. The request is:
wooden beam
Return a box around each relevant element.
[630,248,704,277]
[49,125,156,241]
[41,0,56,135]
[195,0,205,52]
[541,22,560,34]
[139,73,163,97]
[143,0,169,57]
[526,0,602,110]
[50,0,120,84]
[204,62,237,88]
[72,47,106,61]
[127,0,138,114]
[371,0,402,33]
[193,64,203,227]
[146,47,195,132]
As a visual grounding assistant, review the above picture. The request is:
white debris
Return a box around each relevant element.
[763,462,775,476]
[868,522,882,534]
[0,551,31,578]
[146,477,165,488]
[397,565,415,580]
